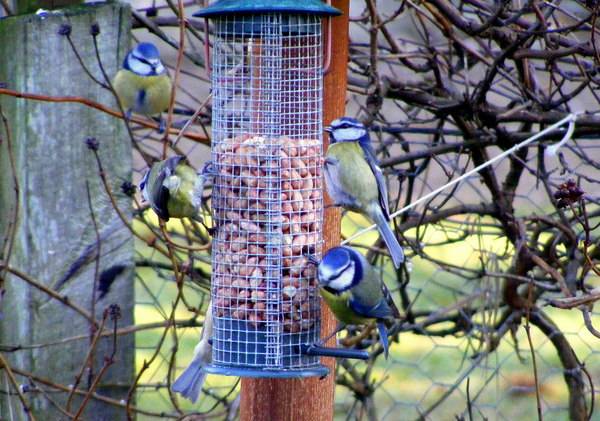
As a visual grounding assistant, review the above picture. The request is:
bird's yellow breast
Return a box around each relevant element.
[166,165,199,219]
[326,142,379,205]
[320,287,373,326]
[112,70,172,115]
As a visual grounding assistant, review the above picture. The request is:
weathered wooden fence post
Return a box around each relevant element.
[0,3,133,418]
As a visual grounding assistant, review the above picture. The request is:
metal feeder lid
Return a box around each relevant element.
[193,0,342,18]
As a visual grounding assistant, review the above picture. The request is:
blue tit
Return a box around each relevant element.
[324,117,404,268]
[112,42,172,131]
[172,301,213,402]
[316,246,400,358]
[140,156,211,222]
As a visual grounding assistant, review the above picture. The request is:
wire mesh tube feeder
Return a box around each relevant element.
[195,0,367,378]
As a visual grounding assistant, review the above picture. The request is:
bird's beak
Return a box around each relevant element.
[324,126,332,133]
[151,60,164,74]
[304,254,320,266]
[201,161,215,176]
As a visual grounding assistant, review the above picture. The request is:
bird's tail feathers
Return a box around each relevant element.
[371,208,404,268]
[172,358,207,403]
[376,321,389,359]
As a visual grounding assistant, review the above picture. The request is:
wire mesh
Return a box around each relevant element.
[209,13,325,372]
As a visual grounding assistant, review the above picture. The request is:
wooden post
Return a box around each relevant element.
[240,2,349,420]
[0,3,133,418]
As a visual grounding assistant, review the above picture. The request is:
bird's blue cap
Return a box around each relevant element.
[329,116,364,129]
[326,116,371,146]
[134,42,161,60]
[123,42,164,74]
[322,246,352,268]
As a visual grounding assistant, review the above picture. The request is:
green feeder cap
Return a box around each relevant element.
[193,0,342,17]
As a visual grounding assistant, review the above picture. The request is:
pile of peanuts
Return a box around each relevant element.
[212,135,323,333]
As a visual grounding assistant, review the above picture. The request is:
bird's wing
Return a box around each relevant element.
[380,281,401,319]
[324,155,359,208]
[348,294,394,320]
[150,175,171,221]
[150,155,184,221]
[360,142,390,219]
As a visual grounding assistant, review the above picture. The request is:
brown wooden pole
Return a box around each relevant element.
[240,2,349,420]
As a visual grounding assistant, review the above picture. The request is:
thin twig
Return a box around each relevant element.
[343,114,578,245]
[0,353,36,420]
[0,88,208,143]
[581,308,600,339]
[0,0,12,14]
[0,265,97,327]
[524,284,543,421]
[85,181,102,388]
[73,307,120,419]
[65,312,108,413]
[9,366,178,418]
[162,0,187,158]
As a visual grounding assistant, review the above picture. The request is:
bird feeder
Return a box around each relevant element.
[195,0,342,378]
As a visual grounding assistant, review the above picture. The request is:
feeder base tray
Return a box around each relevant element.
[202,364,329,379]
